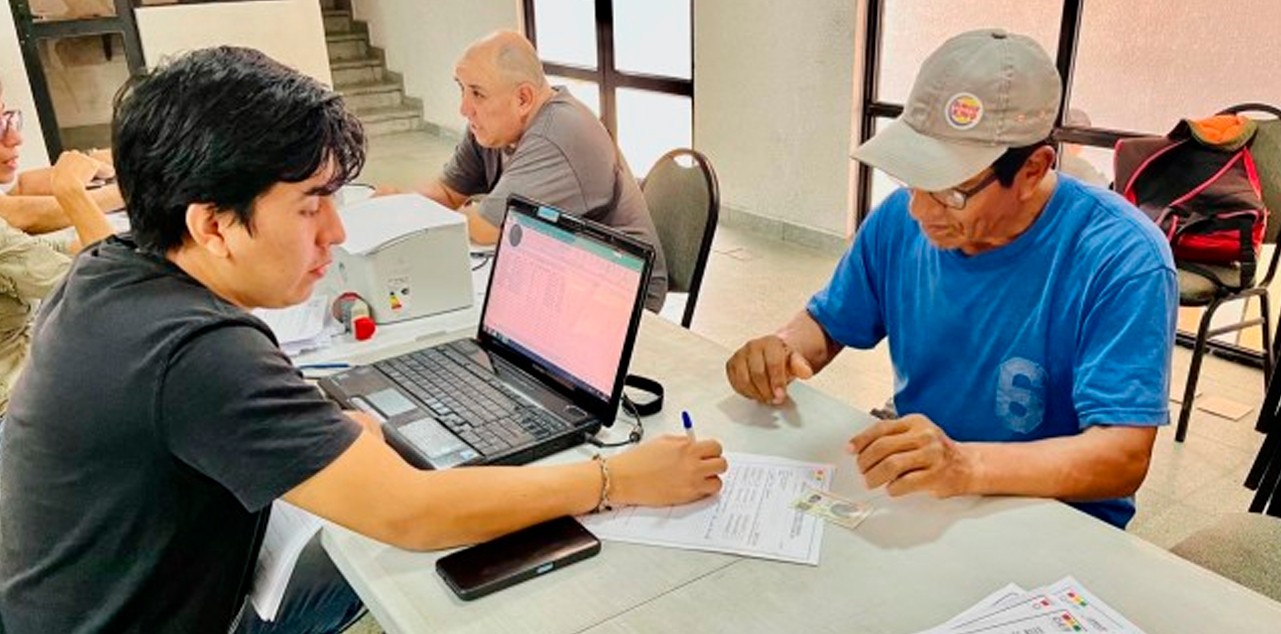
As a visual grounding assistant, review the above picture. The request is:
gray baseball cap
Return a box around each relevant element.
[852,29,1062,191]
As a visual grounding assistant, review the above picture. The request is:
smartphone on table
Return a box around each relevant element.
[435,515,601,601]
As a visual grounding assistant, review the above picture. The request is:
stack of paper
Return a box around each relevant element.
[251,501,326,621]
[916,577,1148,634]
[252,294,341,356]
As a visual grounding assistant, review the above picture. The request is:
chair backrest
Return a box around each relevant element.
[1219,104,1281,246]
[642,148,719,328]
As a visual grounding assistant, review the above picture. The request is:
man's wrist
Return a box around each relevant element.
[591,455,614,513]
[957,442,987,496]
[51,178,88,202]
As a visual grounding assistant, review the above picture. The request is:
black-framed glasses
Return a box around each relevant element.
[927,170,999,210]
[0,110,22,138]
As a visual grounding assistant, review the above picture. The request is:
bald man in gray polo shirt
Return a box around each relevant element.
[420,30,668,311]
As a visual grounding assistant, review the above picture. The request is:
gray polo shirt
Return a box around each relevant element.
[441,87,668,311]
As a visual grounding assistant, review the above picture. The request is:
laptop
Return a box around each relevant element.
[319,194,655,469]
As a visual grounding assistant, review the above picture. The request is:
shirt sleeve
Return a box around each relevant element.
[474,132,586,227]
[159,323,362,512]
[440,129,492,199]
[805,191,902,350]
[0,219,72,301]
[1073,265,1178,427]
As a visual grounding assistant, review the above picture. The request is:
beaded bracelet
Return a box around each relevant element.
[592,454,614,513]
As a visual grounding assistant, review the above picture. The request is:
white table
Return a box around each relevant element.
[314,315,1281,634]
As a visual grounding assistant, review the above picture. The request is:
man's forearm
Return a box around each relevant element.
[0,184,121,234]
[964,425,1156,500]
[463,204,501,244]
[285,434,602,551]
[0,196,70,233]
[89,184,124,213]
[14,167,54,195]
[53,180,114,247]
[419,179,468,210]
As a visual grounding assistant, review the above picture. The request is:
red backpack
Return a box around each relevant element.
[1114,115,1268,290]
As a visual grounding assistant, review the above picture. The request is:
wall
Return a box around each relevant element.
[695,0,856,243]
[352,0,519,135]
[0,6,51,170]
[136,0,332,85]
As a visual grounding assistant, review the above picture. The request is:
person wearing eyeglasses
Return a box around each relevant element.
[0,99,122,233]
[724,30,1177,530]
[0,88,115,453]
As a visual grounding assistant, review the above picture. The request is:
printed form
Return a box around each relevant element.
[580,453,833,565]
[251,501,325,621]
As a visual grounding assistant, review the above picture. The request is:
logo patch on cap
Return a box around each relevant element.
[945,93,983,130]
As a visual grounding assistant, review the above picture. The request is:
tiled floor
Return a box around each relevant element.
[355,130,1270,632]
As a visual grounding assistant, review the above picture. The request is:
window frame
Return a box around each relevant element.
[521,0,694,143]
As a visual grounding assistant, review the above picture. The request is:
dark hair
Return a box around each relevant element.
[992,139,1052,187]
[112,46,365,253]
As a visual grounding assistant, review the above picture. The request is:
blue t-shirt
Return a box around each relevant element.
[807,176,1177,528]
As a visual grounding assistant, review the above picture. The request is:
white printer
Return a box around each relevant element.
[320,194,473,324]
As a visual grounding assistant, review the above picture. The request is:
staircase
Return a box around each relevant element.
[322,0,425,136]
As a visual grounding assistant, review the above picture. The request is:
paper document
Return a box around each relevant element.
[917,577,1148,634]
[579,452,833,565]
[253,294,337,355]
[251,501,326,621]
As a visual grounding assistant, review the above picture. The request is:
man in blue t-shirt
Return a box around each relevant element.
[725,29,1177,529]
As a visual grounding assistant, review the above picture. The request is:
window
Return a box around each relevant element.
[524,0,693,176]
[1071,1,1281,134]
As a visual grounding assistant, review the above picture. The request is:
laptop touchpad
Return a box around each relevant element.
[365,388,416,418]
[399,417,473,468]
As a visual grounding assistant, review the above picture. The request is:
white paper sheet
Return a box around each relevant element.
[917,577,1149,634]
[250,501,325,622]
[253,294,334,355]
[579,452,833,565]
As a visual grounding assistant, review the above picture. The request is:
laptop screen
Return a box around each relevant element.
[480,202,649,402]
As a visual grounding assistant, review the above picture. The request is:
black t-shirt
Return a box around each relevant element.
[0,236,360,634]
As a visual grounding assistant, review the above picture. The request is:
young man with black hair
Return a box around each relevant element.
[0,46,725,634]
[725,30,1177,529]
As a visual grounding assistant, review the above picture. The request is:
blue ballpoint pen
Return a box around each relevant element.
[297,362,351,371]
[681,411,697,441]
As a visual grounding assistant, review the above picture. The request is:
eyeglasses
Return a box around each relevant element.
[0,110,22,138]
[926,171,999,210]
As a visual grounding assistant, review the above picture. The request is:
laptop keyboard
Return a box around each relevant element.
[373,345,575,458]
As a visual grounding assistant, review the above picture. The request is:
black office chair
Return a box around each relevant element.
[1170,367,1281,601]
[641,148,720,329]
[1244,358,1281,515]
